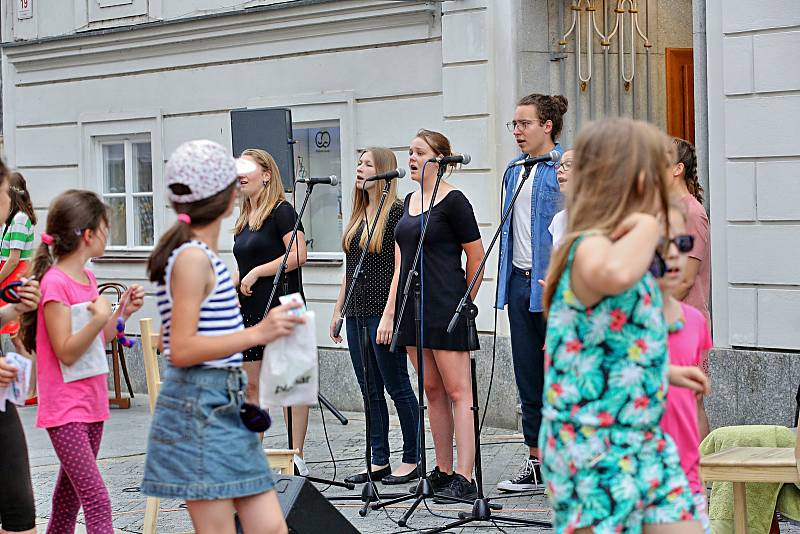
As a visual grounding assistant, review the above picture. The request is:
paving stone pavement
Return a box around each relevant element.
[19,399,800,533]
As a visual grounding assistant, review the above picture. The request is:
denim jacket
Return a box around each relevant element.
[496,144,563,313]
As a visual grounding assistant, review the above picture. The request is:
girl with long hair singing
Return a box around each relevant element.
[393,129,485,501]
[330,147,419,486]
[232,149,310,460]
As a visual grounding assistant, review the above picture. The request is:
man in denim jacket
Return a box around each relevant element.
[496,94,568,492]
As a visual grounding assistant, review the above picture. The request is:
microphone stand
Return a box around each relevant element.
[262,179,352,490]
[432,161,551,532]
[326,179,405,513]
[372,163,477,526]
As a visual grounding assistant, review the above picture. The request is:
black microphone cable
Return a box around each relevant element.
[290,178,339,493]
[479,163,513,434]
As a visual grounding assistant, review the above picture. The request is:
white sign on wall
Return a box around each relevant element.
[17,0,33,20]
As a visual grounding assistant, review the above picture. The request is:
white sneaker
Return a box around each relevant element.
[497,457,542,492]
[293,455,309,476]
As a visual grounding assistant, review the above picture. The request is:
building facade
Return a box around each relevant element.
[1,0,797,429]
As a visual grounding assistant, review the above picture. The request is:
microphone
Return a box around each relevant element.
[510,150,561,167]
[429,153,471,166]
[365,168,406,182]
[296,175,339,186]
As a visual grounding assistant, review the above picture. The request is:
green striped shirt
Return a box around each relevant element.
[1,212,35,260]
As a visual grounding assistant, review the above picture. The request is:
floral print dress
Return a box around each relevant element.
[539,237,696,533]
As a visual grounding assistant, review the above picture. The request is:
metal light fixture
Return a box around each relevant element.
[560,0,652,91]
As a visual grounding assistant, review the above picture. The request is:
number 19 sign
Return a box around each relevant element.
[18,0,33,20]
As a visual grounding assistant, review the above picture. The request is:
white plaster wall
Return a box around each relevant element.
[706,0,800,350]
[2,0,517,345]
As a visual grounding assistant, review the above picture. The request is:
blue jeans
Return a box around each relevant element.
[346,316,419,465]
[508,268,547,449]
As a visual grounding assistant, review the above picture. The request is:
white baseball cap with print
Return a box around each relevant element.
[165,139,258,204]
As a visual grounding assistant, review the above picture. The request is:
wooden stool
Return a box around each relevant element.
[265,449,300,475]
[140,318,162,534]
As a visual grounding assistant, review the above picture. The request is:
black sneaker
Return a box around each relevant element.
[408,466,453,494]
[433,474,478,503]
[496,457,542,492]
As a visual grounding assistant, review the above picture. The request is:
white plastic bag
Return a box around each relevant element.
[60,302,109,383]
[259,311,318,408]
[0,352,32,412]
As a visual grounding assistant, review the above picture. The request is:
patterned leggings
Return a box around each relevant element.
[46,422,113,534]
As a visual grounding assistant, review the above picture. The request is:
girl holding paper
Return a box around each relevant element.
[0,158,42,534]
[142,140,301,534]
[19,190,145,534]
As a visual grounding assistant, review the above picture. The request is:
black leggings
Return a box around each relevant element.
[0,402,36,532]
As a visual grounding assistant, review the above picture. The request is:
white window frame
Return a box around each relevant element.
[96,134,154,251]
[245,92,356,263]
[79,112,164,256]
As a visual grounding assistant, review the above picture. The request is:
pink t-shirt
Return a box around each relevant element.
[36,266,109,428]
[680,194,710,325]
[660,302,712,495]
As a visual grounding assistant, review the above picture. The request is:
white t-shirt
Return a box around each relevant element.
[511,164,538,269]
[549,209,567,249]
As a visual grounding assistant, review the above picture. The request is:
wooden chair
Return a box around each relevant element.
[139,318,162,534]
[700,411,800,533]
[99,282,134,408]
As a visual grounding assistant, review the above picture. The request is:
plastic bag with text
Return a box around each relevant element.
[259,311,318,408]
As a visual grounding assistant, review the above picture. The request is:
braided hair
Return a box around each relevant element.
[673,138,703,204]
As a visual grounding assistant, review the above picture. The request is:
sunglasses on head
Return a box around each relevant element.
[660,234,694,254]
[240,402,271,433]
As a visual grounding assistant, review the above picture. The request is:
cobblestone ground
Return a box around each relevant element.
[19,401,800,533]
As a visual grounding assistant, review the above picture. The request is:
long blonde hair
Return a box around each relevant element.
[542,118,672,312]
[341,147,399,253]
[234,149,286,233]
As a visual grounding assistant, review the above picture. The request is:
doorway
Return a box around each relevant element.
[666,48,695,143]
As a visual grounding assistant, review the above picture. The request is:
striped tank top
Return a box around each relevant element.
[157,240,244,368]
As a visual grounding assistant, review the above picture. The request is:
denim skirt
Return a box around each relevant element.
[140,365,274,500]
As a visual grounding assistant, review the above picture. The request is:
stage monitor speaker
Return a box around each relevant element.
[230,107,295,192]
[273,475,359,534]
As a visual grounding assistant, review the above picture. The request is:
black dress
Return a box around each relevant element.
[233,200,304,361]
[394,190,482,351]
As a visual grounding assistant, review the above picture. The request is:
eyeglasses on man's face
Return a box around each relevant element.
[506,119,540,133]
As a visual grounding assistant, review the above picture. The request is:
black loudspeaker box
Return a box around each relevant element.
[273,475,359,534]
[230,107,295,192]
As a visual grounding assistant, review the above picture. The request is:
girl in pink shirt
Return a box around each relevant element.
[669,138,710,327]
[19,190,144,534]
[658,206,712,534]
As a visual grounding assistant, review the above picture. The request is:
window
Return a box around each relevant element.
[98,137,154,249]
[292,123,342,253]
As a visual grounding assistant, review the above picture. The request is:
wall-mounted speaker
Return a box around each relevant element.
[231,107,295,192]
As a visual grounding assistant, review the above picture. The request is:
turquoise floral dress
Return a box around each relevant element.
[539,237,696,533]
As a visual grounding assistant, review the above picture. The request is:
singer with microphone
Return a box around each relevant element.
[393,129,485,501]
[495,94,568,493]
[232,148,310,457]
[329,147,420,486]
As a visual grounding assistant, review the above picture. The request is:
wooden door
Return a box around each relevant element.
[666,48,695,144]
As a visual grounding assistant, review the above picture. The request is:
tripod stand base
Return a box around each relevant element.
[423,497,552,533]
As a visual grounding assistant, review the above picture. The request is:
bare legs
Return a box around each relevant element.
[406,347,475,479]
[572,520,704,534]
[242,361,309,456]
[186,491,287,534]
